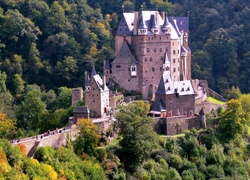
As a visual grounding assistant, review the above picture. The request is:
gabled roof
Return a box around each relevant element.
[156,72,195,96]
[168,17,189,33]
[156,72,173,94]
[116,14,133,36]
[92,74,109,91]
[111,39,138,64]
[73,106,90,114]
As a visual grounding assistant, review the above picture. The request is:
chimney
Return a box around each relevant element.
[103,75,106,87]
[161,12,165,21]
[133,11,138,35]
[155,11,159,31]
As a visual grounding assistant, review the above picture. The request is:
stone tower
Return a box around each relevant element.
[85,66,110,118]
[71,88,83,106]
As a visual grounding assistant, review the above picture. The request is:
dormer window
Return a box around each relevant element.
[131,65,137,77]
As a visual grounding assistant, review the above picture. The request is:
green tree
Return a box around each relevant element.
[73,118,98,156]
[56,87,72,109]
[17,90,46,131]
[0,113,16,139]
[223,86,241,100]
[239,94,250,114]
[11,74,25,96]
[115,101,158,172]
[0,71,7,93]
[26,43,43,81]
[217,99,247,143]
[54,56,78,87]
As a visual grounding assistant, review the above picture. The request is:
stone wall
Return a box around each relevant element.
[12,125,79,157]
[153,115,201,135]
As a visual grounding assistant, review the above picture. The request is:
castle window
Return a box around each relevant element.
[173,50,176,54]
[161,56,163,61]
[178,50,179,54]
[152,67,155,72]
[148,37,150,40]
[150,57,152,62]
[160,48,162,52]
[165,47,168,52]
[128,79,130,82]
[173,58,176,63]
[145,57,147,62]
[147,48,150,53]
[159,37,162,40]
[154,48,156,52]
[116,65,121,68]
[128,67,130,71]
[160,67,162,71]
[173,68,176,72]
[131,66,136,71]
[93,100,95,102]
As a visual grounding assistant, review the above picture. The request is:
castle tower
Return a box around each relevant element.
[72,88,83,106]
[85,66,110,118]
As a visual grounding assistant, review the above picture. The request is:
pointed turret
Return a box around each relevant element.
[163,52,170,73]
[162,14,171,35]
[91,65,97,77]
[138,12,147,35]
[85,71,91,92]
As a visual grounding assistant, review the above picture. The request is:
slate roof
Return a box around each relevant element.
[85,73,90,86]
[93,74,109,91]
[91,66,97,76]
[111,39,139,64]
[156,72,195,96]
[116,11,189,38]
[152,99,166,112]
[73,106,90,113]
[104,60,111,70]
[181,45,188,53]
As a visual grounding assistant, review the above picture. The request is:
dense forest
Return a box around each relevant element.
[2,99,250,179]
[1,0,250,179]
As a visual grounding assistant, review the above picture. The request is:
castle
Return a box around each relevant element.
[73,10,208,134]
[105,11,191,100]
